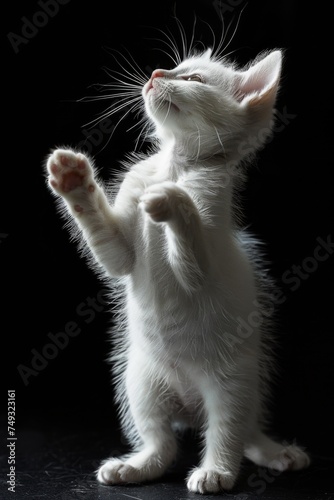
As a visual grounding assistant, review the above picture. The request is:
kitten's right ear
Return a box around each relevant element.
[234,50,282,110]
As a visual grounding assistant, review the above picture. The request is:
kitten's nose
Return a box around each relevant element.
[145,69,166,94]
[151,69,165,80]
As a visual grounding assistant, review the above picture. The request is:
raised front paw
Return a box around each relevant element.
[140,181,195,223]
[187,467,235,494]
[46,149,95,196]
[140,182,173,222]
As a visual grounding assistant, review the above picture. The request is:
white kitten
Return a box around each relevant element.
[45,43,310,494]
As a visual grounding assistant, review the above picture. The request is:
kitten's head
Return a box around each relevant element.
[142,48,282,160]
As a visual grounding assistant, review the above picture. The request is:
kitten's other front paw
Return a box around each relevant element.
[140,181,195,224]
[46,149,95,196]
[140,182,174,223]
[187,468,235,494]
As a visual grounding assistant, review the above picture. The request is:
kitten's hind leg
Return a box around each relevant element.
[245,430,311,471]
[97,350,178,486]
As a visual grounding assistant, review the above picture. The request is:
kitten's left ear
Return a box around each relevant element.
[235,50,282,109]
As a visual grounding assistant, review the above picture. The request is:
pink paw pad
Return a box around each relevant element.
[61,170,85,193]
[50,163,60,175]
[47,150,94,195]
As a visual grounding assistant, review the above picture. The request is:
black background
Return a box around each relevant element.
[2,0,333,463]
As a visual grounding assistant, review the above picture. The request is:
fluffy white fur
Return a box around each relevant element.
[46,46,310,494]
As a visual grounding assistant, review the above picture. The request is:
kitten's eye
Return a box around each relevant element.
[185,74,204,83]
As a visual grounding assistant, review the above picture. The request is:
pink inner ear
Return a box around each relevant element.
[235,51,282,103]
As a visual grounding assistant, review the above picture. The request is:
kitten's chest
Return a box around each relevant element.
[126,280,215,364]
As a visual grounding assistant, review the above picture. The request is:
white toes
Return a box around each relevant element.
[140,185,171,222]
[97,459,139,485]
[187,468,235,494]
[269,445,311,472]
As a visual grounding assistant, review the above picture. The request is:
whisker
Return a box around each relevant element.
[98,101,145,154]
[195,123,201,162]
[78,92,138,103]
[214,3,248,59]
[196,16,216,53]
[102,66,146,87]
[103,46,149,83]
[148,30,181,66]
[213,126,226,155]
[187,13,198,57]
[82,96,142,129]
[171,15,188,61]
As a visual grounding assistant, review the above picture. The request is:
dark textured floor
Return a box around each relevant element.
[1,414,334,500]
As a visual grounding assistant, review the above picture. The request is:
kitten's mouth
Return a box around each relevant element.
[145,79,154,94]
[145,76,158,95]
[144,79,180,113]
